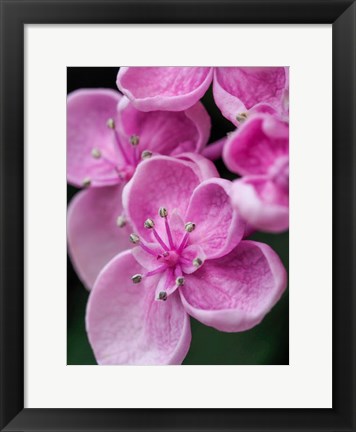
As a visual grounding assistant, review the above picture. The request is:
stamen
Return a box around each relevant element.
[158,291,168,301]
[131,274,143,284]
[236,112,248,123]
[176,276,185,287]
[82,177,91,187]
[137,242,157,256]
[91,148,101,159]
[141,150,152,160]
[129,231,159,256]
[106,118,115,129]
[177,232,189,253]
[153,229,169,251]
[129,233,140,244]
[130,135,140,146]
[177,222,196,252]
[159,207,168,218]
[185,222,196,233]
[144,218,155,229]
[159,208,175,249]
[193,257,203,268]
[106,118,131,165]
[145,265,167,277]
[116,215,126,228]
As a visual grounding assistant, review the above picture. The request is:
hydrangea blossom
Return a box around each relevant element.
[86,156,287,365]
[67,88,212,289]
[117,67,288,125]
[223,114,289,232]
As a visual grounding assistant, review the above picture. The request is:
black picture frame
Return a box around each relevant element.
[1,0,355,431]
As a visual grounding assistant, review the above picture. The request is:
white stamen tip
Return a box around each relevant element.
[82,177,91,187]
[144,218,155,229]
[193,257,203,268]
[159,207,168,218]
[130,135,140,146]
[131,274,143,284]
[141,150,152,160]
[236,112,248,123]
[158,291,168,301]
[185,222,196,233]
[91,148,101,159]
[116,215,126,228]
[176,276,185,287]
[129,233,140,244]
[106,118,115,129]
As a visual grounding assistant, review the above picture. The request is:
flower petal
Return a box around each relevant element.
[117,67,213,111]
[180,240,287,332]
[117,97,210,155]
[67,185,132,290]
[67,89,122,187]
[122,156,206,242]
[230,176,289,233]
[177,152,219,180]
[185,178,245,259]
[223,114,289,176]
[213,67,288,125]
[86,251,191,365]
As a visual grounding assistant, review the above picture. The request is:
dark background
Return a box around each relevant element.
[67,67,289,365]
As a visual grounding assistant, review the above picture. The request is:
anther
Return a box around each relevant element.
[158,291,168,301]
[144,218,155,229]
[131,274,143,284]
[116,215,126,228]
[193,257,203,268]
[159,207,168,218]
[141,150,152,160]
[106,118,116,129]
[185,222,196,233]
[129,233,140,244]
[236,112,248,123]
[176,276,185,287]
[82,177,91,187]
[130,135,140,146]
[91,148,101,159]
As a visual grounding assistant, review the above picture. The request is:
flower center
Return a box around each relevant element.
[129,208,202,301]
[159,250,180,267]
[83,119,152,186]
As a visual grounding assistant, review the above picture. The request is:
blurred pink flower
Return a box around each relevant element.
[117,67,288,125]
[223,114,289,232]
[86,156,287,364]
[67,88,211,289]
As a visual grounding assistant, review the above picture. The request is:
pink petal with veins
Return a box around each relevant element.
[67,185,132,290]
[230,176,289,233]
[117,96,210,155]
[122,156,211,242]
[213,67,288,126]
[223,114,289,176]
[67,89,123,187]
[117,67,213,111]
[86,251,191,365]
[185,178,245,259]
[180,240,287,332]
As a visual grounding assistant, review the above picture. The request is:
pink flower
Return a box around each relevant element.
[117,67,288,125]
[67,88,212,289]
[86,156,287,364]
[223,114,289,233]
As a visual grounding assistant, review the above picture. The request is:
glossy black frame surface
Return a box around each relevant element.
[0,0,355,431]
